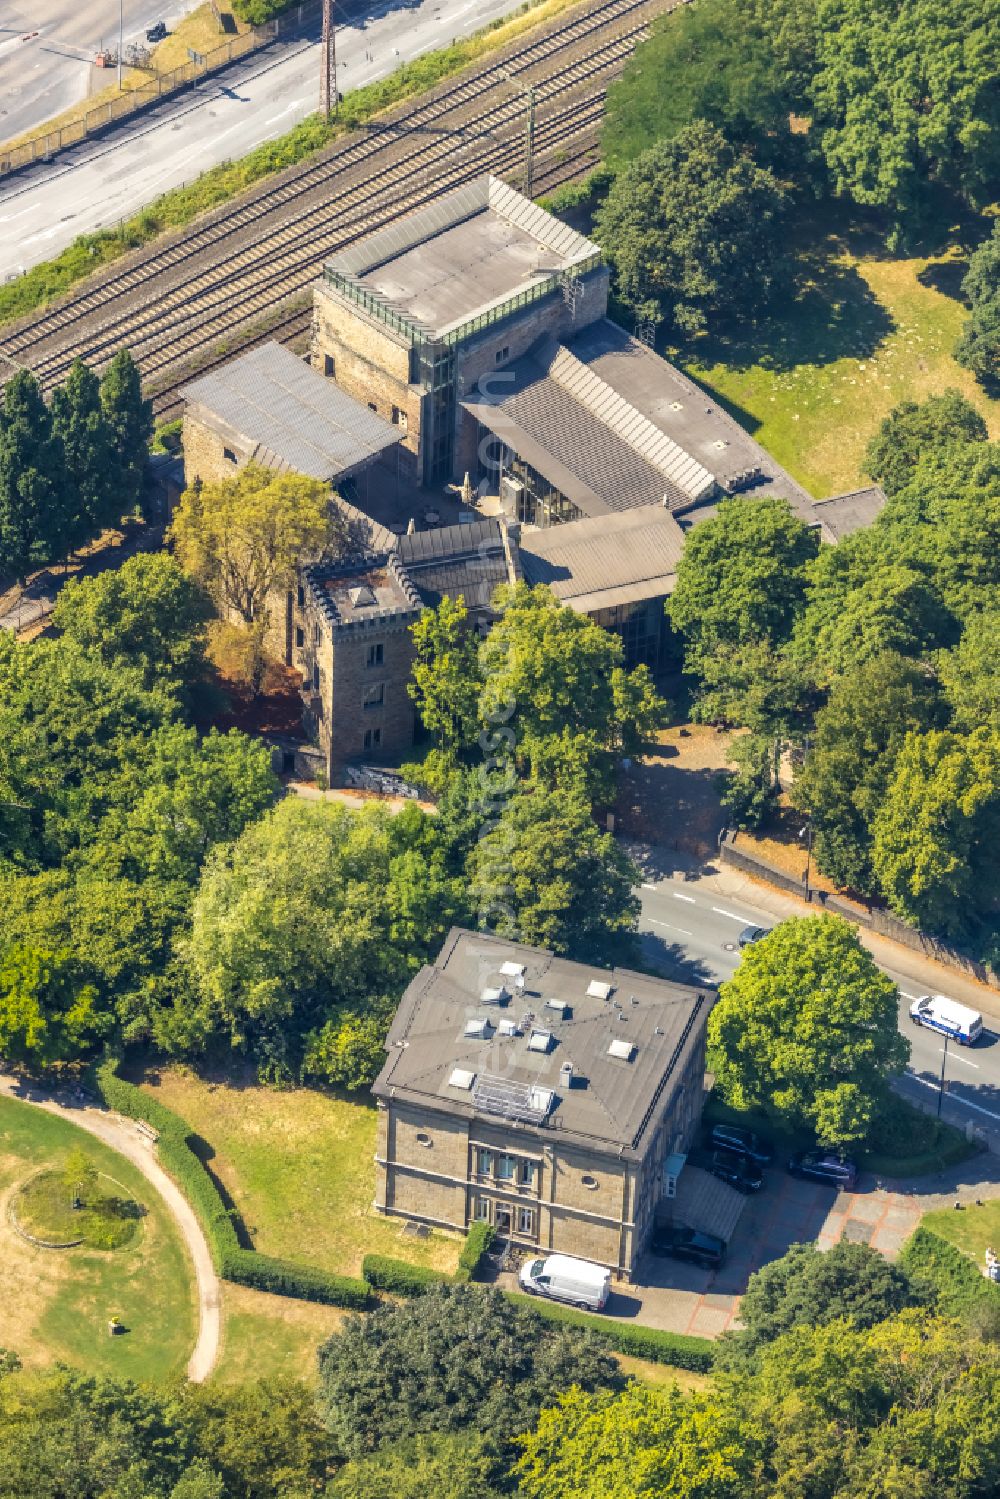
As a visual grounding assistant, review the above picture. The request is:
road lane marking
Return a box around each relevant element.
[899,991,919,1000]
[712,907,749,923]
[939,1047,979,1069]
[648,920,694,937]
[673,893,696,903]
[641,883,657,891]
[905,1072,1000,1121]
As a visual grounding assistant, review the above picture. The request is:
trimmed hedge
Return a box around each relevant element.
[900,1224,1000,1319]
[454,1221,496,1283]
[362,1255,451,1295]
[92,1056,372,1309]
[505,1291,715,1372]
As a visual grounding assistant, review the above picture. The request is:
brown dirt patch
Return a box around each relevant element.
[616,723,739,854]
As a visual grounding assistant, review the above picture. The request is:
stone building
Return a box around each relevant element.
[372,927,713,1279]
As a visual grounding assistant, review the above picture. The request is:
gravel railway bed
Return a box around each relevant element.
[0,0,673,393]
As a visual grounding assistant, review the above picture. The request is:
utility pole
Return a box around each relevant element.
[799,821,814,901]
[501,71,536,199]
[321,0,338,121]
[938,1032,951,1117]
[118,0,124,89]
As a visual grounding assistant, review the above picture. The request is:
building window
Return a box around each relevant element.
[368,401,377,413]
[495,346,509,365]
[366,642,384,668]
[295,627,304,648]
[323,354,335,377]
[363,682,385,711]
[519,1159,536,1188]
[475,1197,491,1221]
[517,1206,535,1236]
[415,1131,432,1148]
[312,664,320,691]
[581,1174,598,1190]
[363,727,382,751]
[391,406,408,430]
[223,446,237,464]
[476,1148,492,1176]
[297,585,305,607]
[497,1153,516,1181]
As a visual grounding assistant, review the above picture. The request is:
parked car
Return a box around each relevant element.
[787,1150,858,1190]
[518,1252,611,1311]
[708,1122,774,1165]
[651,1224,727,1268]
[739,924,770,948]
[710,1149,764,1193]
[146,21,167,42]
[909,993,983,1046]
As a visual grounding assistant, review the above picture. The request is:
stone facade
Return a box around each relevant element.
[181,408,246,485]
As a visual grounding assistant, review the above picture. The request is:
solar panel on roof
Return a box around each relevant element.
[472,1072,554,1122]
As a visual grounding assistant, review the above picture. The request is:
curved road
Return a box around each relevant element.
[0,1072,220,1381]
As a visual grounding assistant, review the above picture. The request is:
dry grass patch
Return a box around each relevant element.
[214,1282,349,1384]
[137,1065,463,1278]
[616,1352,710,1391]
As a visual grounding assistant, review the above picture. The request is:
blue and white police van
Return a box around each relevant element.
[909,993,984,1046]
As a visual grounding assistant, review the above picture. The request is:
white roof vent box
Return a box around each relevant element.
[544,998,571,1018]
[587,979,613,1001]
[448,1068,476,1090]
[608,1038,635,1062]
[497,1018,520,1038]
[527,1029,553,1054]
[480,984,509,1006]
[464,1017,493,1040]
[500,961,526,979]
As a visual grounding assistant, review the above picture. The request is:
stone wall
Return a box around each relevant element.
[181,410,246,486]
[311,285,422,467]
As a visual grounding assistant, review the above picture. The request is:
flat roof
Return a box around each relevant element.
[304,551,422,629]
[813,485,887,540]
[325,177,600,344]
[181,342,401,482]
[519,506,686,612]
[373,927,712,1158]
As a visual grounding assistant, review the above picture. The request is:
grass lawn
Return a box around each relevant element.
[213,1283,349,1385]
[920,1201,1000,1272]
[136,1065,463,1278]
[15,1168,141,1250]
[0,1096,196,1380]
[681,211,999,499]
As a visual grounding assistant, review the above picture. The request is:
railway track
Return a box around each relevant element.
[1,0,672,394]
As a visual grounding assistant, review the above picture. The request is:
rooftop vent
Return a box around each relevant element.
[586,980,613,1001]
[559,1061,574,1087]
[608,1038,635,1062]
[498,1018,519,1038]
[481,985,508,1006]
[464,1017,493,1040]
[500,961,526,979]
[527,1029,552,1054]
[654,1026,664,1036]
[348,584,377,608]
[630,996,640,1006]
[448,1068,476,1090]
[670,401,684,412]
[544,998,570,1018]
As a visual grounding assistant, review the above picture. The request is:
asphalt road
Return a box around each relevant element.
[0,0,526,279]
[637,865,1000,1143]
[1,2,198,145]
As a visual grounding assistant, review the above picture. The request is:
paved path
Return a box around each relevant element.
[0,1072,220,1381]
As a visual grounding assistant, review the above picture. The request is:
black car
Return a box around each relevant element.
[710,1149,764,1193]
[651,1224,726,1268]
[146,21,167,42]
[787,1150,858,1190]
[739,924,770,948]
[709,1122,774,1165]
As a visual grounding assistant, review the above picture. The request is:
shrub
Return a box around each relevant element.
[862,1094,974,1176]
[504,1293,715,1371]
[453,1221,495,1283]
[899,1225,1000,1320]
[362,1255,451,1295]
[224,1248,371,1308]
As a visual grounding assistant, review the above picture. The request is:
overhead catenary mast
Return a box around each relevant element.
[321,0,339,121]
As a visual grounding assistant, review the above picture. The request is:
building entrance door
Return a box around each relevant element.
[495,1206,512,1235]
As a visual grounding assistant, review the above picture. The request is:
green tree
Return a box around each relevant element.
[470,786,640,958]
[864,390,988,497]
[810,0,1000,236]
[955,222,1000,384]
[99,349,152,515]
[718,1240,917,1369]
[479,584,663,801]
[184,1377,335,1499]
[0,943,108,1068]
[792,652,943,892]
[708,915,908,1146]
[316,1285,621,1460]
[408,594,481,762]
[327,1433,503,1499]
[872,726,1000,938]
[53,553,212,692]
[302,997,397,1091]
[50,359,118,551]
[169,464,341,692]
[603,0,817,170]
[62,1145,98,1208]
[938,611,1000,732]
[668,496,818,686]
[0,369,68,580]
[594,122,788,334]
[807,563,953,681]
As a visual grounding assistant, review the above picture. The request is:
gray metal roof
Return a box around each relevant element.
[813,485,887,541]
[396,518,514,613]
[373,927,712,1158]
[672,1165,747,1243]
[519,506,686,612]
[181,342,401,481]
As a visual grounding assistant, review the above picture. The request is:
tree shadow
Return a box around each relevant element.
[186,1131,255,1251]
[917,259,970,302]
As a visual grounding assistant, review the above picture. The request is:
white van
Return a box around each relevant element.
[519,1253,611,1312]
[909,994,984,1046]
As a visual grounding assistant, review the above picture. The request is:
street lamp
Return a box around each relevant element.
[938,1032,951,1117]
[118,0,124,90]
[798,821,814,902]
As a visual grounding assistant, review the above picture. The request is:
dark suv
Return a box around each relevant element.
[709,1122,774,1165]
[651,1224,726,1268]
[710,1149,764,1193]
[788,1150,858,1190]
[739,924,770,948]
